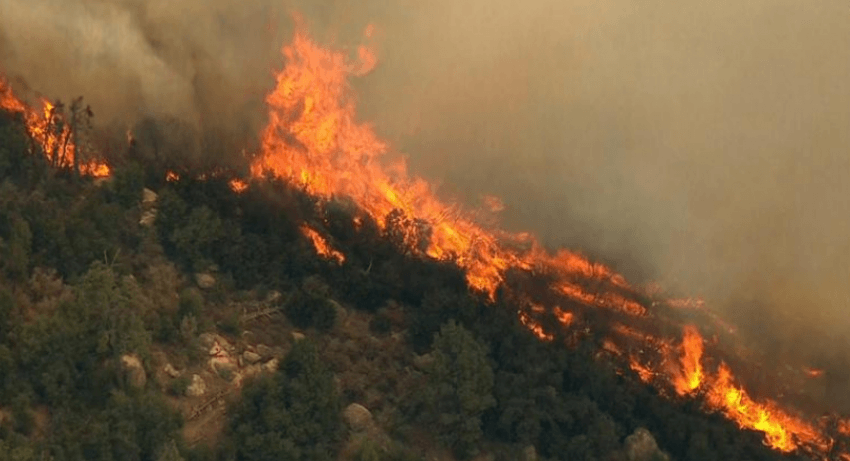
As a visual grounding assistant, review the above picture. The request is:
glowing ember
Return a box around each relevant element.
[300,224,345,264]
[0,78,110,177]
[519,310,553,342]
[629,356,656,382]
[229,178,248,193]
[803,367,824,378]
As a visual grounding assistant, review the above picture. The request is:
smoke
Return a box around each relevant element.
[329,1,850,372]
[3,0,850,395]
[0,0,297,164]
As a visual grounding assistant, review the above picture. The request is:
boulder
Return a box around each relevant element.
[141,188,157,205]
[343,403,373,432]
[163,363,180,378]
[243,350,262,364]
[139,210,157,227]
[195,273,216,290]
[292,331,305,342]
[120,354,147,389]
[266,290,282,303]
[256,344,274,359]
[214,335,235,353]
[413,353,434,371]
[625,427,668,461]
[199,333,217,349]
[186,374,206,397]
[212,359,237,380]
[263,358,280,373]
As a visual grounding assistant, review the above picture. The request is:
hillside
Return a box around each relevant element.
[0,106,812,461]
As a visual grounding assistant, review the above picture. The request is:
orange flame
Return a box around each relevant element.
[249,24,635,308]
[673,325,704,395]
[665,326,831,454]
[229,178,248,193]
[0,78,110,177]
[249,23,846,459]
[300,224,345,264]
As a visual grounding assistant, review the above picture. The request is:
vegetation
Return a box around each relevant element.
[0,105,810,461]
[227,340,342,461]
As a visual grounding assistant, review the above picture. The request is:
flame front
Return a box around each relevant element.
[250,24,637,311]
[300,224,345,264]
[246,23,843,459]
[0,79,110,177]
[673,325,704,395]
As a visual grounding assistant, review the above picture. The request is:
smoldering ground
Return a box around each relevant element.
[3,0,850,405]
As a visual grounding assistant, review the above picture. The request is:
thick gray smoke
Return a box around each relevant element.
[345,0,850,370]
[3,0,850,392]
[0,0,298,164]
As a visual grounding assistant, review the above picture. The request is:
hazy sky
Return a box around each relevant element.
[1,0,849,363]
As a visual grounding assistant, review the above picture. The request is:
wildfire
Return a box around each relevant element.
[300,224,345,264]
[673,325,704,395]
[0,78,110,177]
[248,22,845,460]
[660,326,831,454]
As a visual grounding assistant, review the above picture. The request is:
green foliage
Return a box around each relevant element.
[108,161,146,208]
[228,339,342,461]
[285,276,337,331]
[168,376,191,397]
[155,439,186,461]
[169,205,224,270]
[0,212,32,280]
[422,321,495,459]
[218,308,241,336]
[178,288,204,320]
[355,440,382,461]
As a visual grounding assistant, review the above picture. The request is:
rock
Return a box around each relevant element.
[120,354,147,389]
[523,445,538,461]
[256,344,274,359]
[186,374,206,397]
[141,188,157,205]
[266,290,282,303]
[199,333,217,349]
[292,331,305,342]
[163,363,180,378]
[243,351,261,364]
[214,335,235,353]
[139,210,157,227]
[413,353,434,371]
[625,427,668,461]
[195,273,216,290]
[263,358,279,373]
[212,359,237,380]
[343,403,373,432]
[141,192,157,205]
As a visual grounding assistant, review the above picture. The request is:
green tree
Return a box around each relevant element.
[0,213,31,280]
[228,339,342,461]
[422,321,496,459]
